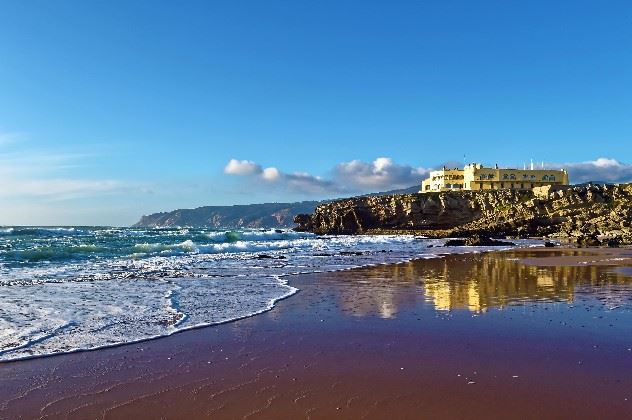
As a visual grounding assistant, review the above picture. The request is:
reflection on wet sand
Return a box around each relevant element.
[335,249,632,315]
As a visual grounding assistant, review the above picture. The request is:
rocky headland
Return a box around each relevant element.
[133,186,420,229]
[135,201,319,229]
[294,184,632,245]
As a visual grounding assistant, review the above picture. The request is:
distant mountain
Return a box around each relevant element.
[363,185,420,196]
[133,185,420,228]
[574,181,616,186]
[133,201,320,229]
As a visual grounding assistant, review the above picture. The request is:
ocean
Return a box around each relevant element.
[0,226,533,361]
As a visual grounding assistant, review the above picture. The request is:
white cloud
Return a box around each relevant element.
[591,158,619,168]
[224,157,429,195]
[262,167,281,181]
[224,159,262,176]
[224,155,632,197]
[334,157,430,190]
[282,172,337,193]
[552,158,632,183]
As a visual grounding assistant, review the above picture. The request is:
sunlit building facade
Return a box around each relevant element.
[421,163,569,193]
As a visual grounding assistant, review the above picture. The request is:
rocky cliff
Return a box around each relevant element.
[294,184,632,245]
[133,186,420,229]
[135,201,319,228]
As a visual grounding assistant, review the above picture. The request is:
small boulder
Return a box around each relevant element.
[577,235,601,247]
[607,237,621,248]
[444,235,515,247]
[444,239,466,246]
[464,235,515,246]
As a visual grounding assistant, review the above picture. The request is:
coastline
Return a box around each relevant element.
[1,248,632,418]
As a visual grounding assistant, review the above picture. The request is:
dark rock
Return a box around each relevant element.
[464,235,515,246]
[293,214,314,232]
[577,235,601,247]
[445,235,514,247]
[339,251,365,256]
[444,239,467,246]
[607,238,621,248]
[256,254,286,260]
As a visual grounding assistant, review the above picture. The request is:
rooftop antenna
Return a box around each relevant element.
[541,161,544,169]
[530,159,534,170]
[523,162,526,170]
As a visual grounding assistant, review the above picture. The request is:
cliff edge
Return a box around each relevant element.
[294,184,632,245]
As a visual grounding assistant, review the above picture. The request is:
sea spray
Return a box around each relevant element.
[0,226,535,361]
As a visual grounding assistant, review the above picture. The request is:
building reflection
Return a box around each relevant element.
[335,251,632,315]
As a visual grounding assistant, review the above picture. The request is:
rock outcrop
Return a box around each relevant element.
[444,235,515,247]
[294,184,632,245]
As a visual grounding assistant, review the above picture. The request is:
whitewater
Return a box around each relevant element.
[0,226,536,361]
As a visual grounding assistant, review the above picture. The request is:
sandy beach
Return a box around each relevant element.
[1,247,632,419]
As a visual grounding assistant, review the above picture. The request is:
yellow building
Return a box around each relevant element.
[421,163,569,193]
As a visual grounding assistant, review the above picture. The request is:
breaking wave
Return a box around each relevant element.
[0,226,532,361]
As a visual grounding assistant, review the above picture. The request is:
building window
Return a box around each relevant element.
[542,175,549,181]
[550,175,556,181]
[510,174,516,180]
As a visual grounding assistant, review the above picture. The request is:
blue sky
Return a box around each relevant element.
[1,0,631,225]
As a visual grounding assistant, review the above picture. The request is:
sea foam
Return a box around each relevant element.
[0,227,532,361]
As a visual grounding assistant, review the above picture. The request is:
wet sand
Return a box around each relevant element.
[1,248,632,419]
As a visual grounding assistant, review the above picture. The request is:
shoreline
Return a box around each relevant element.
[0,242,514,364]
[1,247,632,418]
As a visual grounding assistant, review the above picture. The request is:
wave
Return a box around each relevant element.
[206,229,314,243]
[0,227,89,237]
[3,244,109,263]
[131,238,301,256]
[0,227,541,362]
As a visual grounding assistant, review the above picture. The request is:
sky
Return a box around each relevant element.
[1,0,631,226]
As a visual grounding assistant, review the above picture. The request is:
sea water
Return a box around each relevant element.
[0,226,536,361]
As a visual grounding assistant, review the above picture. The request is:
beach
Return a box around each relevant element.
[1,247,632,419]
